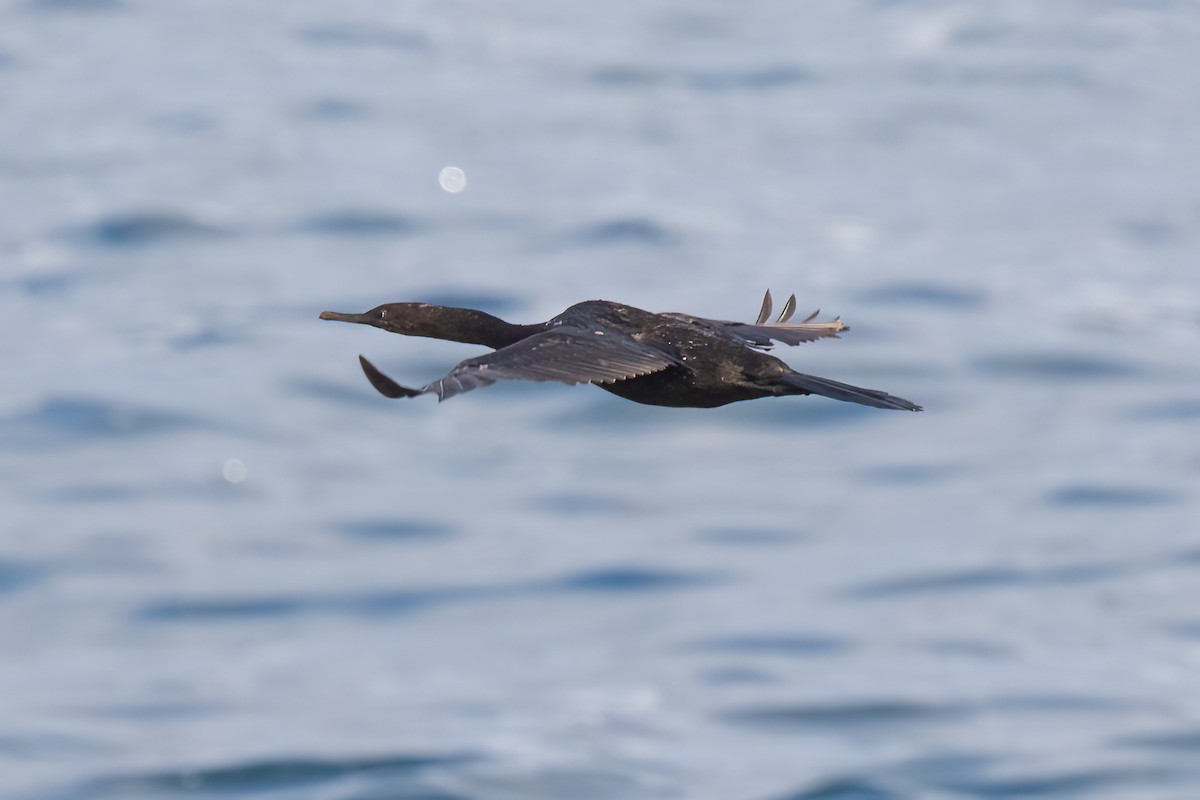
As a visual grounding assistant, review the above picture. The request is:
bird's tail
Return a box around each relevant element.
[777,371,922,411]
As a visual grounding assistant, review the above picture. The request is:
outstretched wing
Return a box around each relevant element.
[358,328,680,401]
[666,289,848,350]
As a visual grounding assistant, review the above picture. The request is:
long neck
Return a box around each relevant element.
[413,306,543,349]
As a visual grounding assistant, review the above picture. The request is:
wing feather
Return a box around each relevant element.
[359,329,680,401]
[755,290,773,325]
[776,293,797,323]
[667,289,848,349]
[430,329,678,400]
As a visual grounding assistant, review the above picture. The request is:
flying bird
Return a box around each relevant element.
[319,291,921,411]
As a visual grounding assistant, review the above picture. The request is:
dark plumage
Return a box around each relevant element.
[319,291,921,411]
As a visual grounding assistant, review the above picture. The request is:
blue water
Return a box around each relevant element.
[2,2,1199,798]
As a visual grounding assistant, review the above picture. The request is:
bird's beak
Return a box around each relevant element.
[319,310,371,324]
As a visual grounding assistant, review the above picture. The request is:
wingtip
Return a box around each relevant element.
[777,293,798,324]
[756,289,774,325]
[358,355,422,399]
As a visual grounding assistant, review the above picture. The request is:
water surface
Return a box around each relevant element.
[2,2,1199,798]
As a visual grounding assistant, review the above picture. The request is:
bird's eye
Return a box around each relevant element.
[379,309,388,319]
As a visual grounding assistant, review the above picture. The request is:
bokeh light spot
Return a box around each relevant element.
[222,459,247,484]
[438,166,467,193]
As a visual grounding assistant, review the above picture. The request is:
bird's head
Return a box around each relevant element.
[320,302,527,347]
[319,303,439,336]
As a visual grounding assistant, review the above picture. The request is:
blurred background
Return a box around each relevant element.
[2,1,1199,798]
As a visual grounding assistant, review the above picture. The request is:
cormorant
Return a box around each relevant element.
[319,291,921,411]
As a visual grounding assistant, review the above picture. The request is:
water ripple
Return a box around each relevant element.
[848,561,1131,599]
[919,639,1014,659]
[767,755,1175,800]
[82,702,218,721]
[949,22,1125,51]
[336,519,455,541]
[569,218,678,247]
[137,596,313,621]
[1115,218,1181,247]
[12,271,81,296]
[699,666,777,685]
[1119,729,1200,751]
[72,752,473,798]
[973,352,1141,380]
[136,564,715,623]
[1126,398,1200,421]
[0,561,45,599]
[687,633,852,657]
[767,777,900,800]
[297,209,424,237]
[694,527,807,546]
[1,396,208,448]
[854,282,986,310]
[534,493,633,516]
[65,212,229,248]
[847,567,1029,598]
[686,65,812,92]
[589,64,813,92]
[27,0,123,13]
[856,463,964,486]
[135,585,475,622]
[1166,620,1200,639]
[721,700,964,731]
[933,766,1177,798]
[295,96,371,122]
[551,566,718,593]
[987,694,1131,714]
[1045,485,1179,509]
[169,326,243,352]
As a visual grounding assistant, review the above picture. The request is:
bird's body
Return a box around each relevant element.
[552,300,785,408]
[319,292,921,412]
